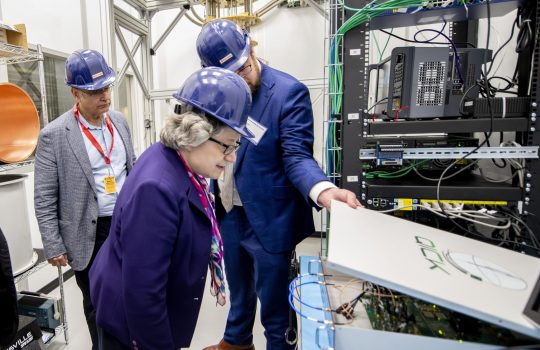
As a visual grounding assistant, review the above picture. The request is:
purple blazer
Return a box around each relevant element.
[89,142,212,349]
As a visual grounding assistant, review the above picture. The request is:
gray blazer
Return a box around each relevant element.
[34,109,136,271]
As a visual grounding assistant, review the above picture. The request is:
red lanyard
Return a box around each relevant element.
[74,104,115,165]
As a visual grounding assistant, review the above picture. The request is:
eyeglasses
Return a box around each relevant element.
[208,137,241,155]
[81,85,112,96]
[236,64,252,78]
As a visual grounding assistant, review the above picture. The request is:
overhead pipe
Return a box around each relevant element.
[190,5,205,23]
[255,0,284,18]
[185,12,204,26]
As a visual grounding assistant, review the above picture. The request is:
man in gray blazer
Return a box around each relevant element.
[34,49,136,350]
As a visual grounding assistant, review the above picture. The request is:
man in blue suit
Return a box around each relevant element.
[198,20,360,350]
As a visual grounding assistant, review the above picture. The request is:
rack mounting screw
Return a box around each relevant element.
[532,117,537,122]
[531,127,536,132]
[527,173,532,178]
[532,102,538,108]
[532,112,537,118]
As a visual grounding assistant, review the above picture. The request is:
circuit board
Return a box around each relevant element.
[362,292,535,346]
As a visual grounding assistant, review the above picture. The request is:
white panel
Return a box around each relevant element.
[327,201,540,339]
[250,6,325,81]
[1,0,84,53]
[0,175,34,275]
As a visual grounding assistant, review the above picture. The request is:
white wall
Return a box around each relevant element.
[1,0,85,53]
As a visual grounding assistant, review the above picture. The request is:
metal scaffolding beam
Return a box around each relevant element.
[303,0,327,18]
[145,0,189,11]
[151,7,188,53]
[115,22,150,98]
[117,36,143,85]
[114,5,149,36]
[122,0,147,10]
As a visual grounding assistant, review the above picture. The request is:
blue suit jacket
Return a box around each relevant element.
[89,142,211,349]
[227,64,328,253]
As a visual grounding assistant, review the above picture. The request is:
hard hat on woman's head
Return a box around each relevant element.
[173,67,253,138]
[196,19,251,72]
[65,49,116,90]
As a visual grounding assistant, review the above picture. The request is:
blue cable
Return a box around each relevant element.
[413,28,465,83]
[289,278,333,311]
[288,276,335,324]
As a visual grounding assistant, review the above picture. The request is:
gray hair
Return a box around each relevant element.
[160,110,226,150]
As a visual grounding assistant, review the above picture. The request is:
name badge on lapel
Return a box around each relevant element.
[245,117,267,145]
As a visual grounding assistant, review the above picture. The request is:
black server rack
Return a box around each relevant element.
[331,0,540,248]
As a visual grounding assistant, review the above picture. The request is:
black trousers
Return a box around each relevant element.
[74,216,112,350]
[97,327,130,350]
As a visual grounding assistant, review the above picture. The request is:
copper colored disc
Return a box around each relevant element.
[0,83,40,163]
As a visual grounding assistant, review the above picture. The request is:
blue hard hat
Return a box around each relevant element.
[65,49,116,90]
[173,67,253,138]
[196,19,251,72]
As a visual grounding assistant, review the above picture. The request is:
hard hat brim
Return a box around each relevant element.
[175,96,254,139]
[67,74,116,91]
[220,35,251,73]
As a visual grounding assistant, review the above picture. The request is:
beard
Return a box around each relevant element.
[249,61,262,93]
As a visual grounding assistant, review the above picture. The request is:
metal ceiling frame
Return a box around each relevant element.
[108,0,325,146]
[108,0,189,146]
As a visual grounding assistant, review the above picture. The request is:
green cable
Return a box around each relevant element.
[372,29,383,59]
[326,1,443,200]
[364,160,431,179]
[331,0,434,105]
[378,28,393,61]
[329,0,426,115]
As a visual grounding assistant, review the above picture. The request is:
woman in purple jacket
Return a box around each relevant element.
[89,67,253,350]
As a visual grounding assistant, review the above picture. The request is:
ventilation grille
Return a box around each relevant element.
[416,61,446,106]
[466,64,476,87]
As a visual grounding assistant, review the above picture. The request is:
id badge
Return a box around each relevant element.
[104,176,117,194]
[245,117,267,145]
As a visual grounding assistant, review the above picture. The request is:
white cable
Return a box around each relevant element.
[432,209,512,229]
[500,141,525,187]
[501,96,506,119]
[376,204,511,229]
